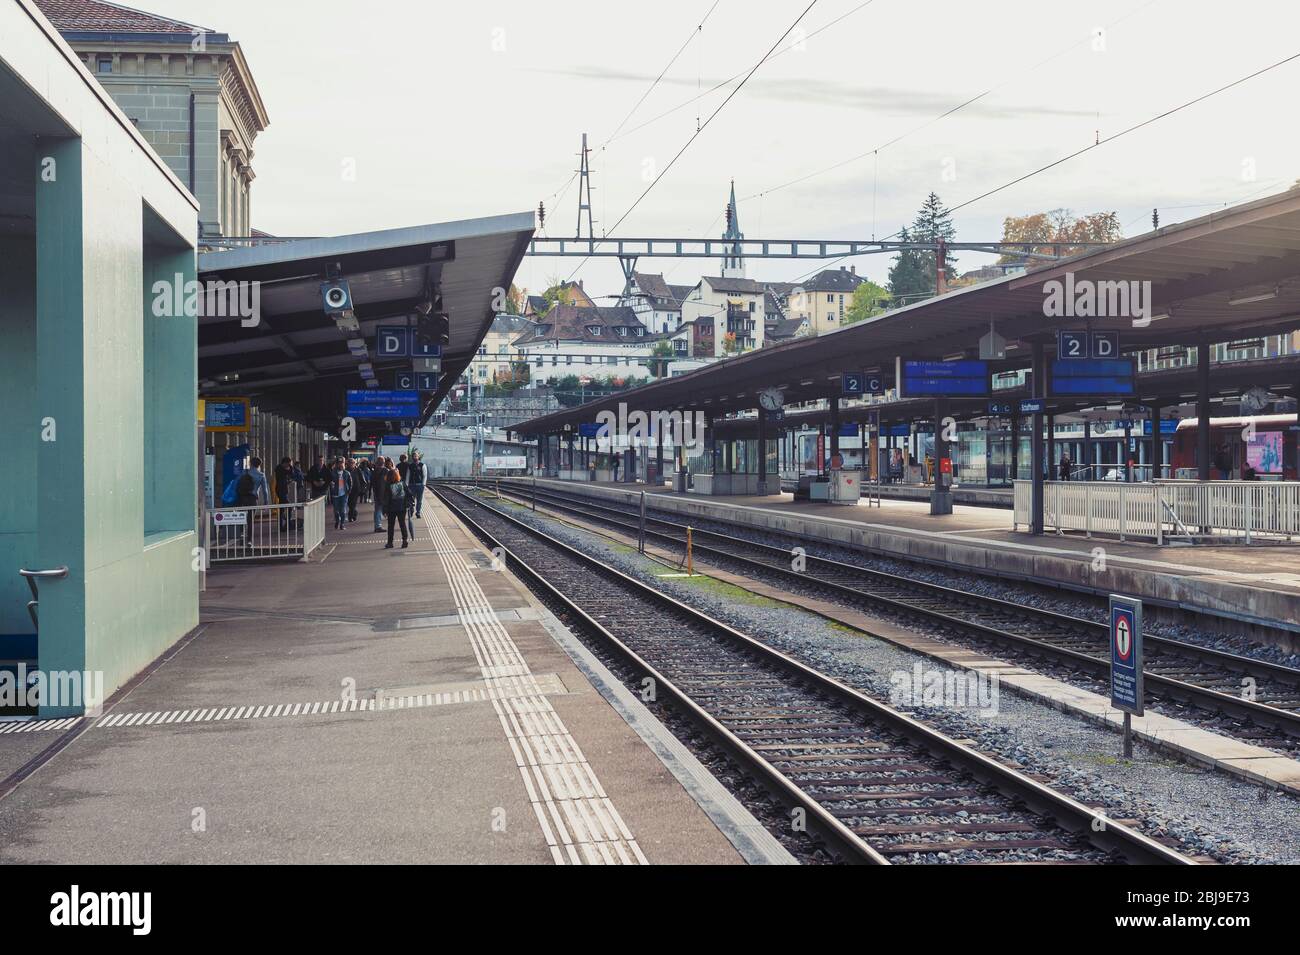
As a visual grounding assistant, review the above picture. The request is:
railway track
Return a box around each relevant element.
[434,484,1194,865]
[477,478,1300,748]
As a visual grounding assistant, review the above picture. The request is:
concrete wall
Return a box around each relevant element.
[5,0,202,713]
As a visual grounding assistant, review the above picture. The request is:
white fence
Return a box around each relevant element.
[1013,480,1300,543]
[206,497,326,563]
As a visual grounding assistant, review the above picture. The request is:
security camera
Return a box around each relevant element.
[321,278,352,315]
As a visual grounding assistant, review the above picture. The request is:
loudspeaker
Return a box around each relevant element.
[320,279,353,315]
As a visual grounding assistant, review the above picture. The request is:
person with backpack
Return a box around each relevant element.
[383,463,409,549]
[406,451,427,520]
[328,457,352,530]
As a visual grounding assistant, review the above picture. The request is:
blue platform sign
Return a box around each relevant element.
[1049,358,1136,397]
[415,372,439,392]
[578,422,601,438]
[381,434,410,446]
[1057,330,1089,359]
[900,360,989,398]
[1109,595,1144,716]
[376,326,410,357]
[346,389,421,420]
[411,339,442,358]
[393,370,416,390]
[866,374,885,395]
[1018,398,1045,414]
[988,401,1013,415]
[842,372,865,396]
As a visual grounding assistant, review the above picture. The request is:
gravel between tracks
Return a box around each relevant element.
[483,492,1300,865]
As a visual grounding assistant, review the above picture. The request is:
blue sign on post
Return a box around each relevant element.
[842,372,864,396]
[1109,595,1144,716]
[1018,398,1045,415]
[376,326,410,357]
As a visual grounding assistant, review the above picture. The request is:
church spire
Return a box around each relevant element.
[721,179,745,277]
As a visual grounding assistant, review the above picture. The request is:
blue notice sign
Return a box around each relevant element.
[381,434,410,446]
[578,422,601,438]
[1018,398,1045,414]
[346,389,421,420]
[901,360,989,397]
[1050,358,1136,397]
[1109,595,1144,716]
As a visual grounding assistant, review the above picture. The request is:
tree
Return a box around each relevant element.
[648,339,675,378]
[721,331,739,355]
[887,226,930,304]
[505,283,524,315]
[843,280,891,325]
[998,209,1122,264]
[912,191,957,286]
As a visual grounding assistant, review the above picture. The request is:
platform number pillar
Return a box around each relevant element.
[1030,341,1046,535]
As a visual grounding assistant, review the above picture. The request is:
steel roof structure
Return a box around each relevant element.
[510,187,1300,436]
[197,212,534,435]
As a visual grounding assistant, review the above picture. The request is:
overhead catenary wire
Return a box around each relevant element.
[566,0,822,284]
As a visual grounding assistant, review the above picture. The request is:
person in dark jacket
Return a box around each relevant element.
[406,451,427,519]
[384,465,410,549]
[373,457,389,532]
[346,458,363,523]
[1058,452,1072,481]
[307,455,330,499]
[329,458,352,530]
[274,457,296,530]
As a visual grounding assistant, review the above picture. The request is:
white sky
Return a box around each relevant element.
[163,0,1300,298]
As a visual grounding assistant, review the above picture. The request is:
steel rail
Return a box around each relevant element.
[436,484,1195,865]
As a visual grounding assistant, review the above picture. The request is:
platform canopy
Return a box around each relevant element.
[511,186,1300,435]
[198,211,534,434]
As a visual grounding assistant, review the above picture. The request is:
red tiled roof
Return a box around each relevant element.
[34,0,211,34]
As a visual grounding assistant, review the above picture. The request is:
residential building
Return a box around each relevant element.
[471,313,533,384]
[680,276,768,357]
[36,0,270,241]
[621,271,692,335]
[522,280,594,317]
[784,266,867,335]
[511,305,655,386]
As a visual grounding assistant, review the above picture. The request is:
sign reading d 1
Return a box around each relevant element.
[1108,595,1144,715]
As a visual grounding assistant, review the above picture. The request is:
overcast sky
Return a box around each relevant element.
[162,0,1300,296]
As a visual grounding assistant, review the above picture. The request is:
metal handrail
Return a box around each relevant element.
[19,566,68,628]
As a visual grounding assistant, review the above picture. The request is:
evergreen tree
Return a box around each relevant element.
[887,226,930,304]
[912,191,957,292]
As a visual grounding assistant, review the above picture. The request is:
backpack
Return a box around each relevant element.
[385,479,406,513]
[235,471,256,505]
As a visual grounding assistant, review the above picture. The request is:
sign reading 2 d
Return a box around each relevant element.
[898,359,989,398]
[1057,330,1119,359]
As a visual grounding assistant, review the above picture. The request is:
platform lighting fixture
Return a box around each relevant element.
[1228,286,1279,306]
[347,338,366,355]
[943,352,966,361]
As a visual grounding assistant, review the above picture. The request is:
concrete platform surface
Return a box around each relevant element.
[0,496,771,865]
[528,478,1300,639]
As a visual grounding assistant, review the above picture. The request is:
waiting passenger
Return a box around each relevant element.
[407,451,427,520]
[373,457,390,533]
[1058,452,1072,481]
[307,455,330,499]
[329,458,352,530]
[384,466,410,549]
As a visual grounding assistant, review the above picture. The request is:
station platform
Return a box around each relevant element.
[0,496,786,865]
[528,478,1300,642]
